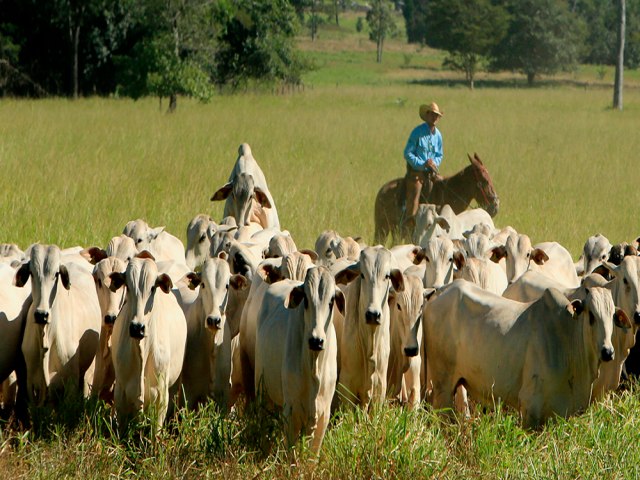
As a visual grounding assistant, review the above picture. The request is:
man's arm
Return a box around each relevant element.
[403,127,426,170]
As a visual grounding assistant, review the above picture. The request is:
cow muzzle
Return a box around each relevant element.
[601,347,614,362]
[365,309,382,325]
[34,310,49,325]
[404,346,419,357]
[129,322,145,339]
[104,314,117,326]
[308,336,324,351]
[206,316,222,330]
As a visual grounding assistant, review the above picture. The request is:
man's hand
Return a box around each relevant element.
[426,158,437,172]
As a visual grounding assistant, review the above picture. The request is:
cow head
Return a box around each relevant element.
[16,244,71,325]
[570,287,630,363]
[285,266,344,352]
[110,257,172,340]
[600,256,640,327]
[389,274,427,358]
[420,236,455,289]
[123,219,165,255]
[93,256,128,329]
[185,214,216,270]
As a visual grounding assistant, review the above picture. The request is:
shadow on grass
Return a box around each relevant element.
[406,76,640,90]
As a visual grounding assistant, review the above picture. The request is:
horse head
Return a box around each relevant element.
[468,153,499,217]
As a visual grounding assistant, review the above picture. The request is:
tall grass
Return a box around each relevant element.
[1,85,639,255]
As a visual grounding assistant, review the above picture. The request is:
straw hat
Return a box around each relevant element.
[419,102,443,121]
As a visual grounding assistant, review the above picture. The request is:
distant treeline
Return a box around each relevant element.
[1,0,638,100]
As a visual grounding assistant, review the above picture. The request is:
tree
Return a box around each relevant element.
[116,0,216,112]
[366,0,397,63]
[213,0,309,89]
[614,0,626,110]
[402,0,428,44]
[491,0,585,86]
[424,0,509,89]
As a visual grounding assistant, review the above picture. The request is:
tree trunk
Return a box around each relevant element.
[72,24,80,99]
[613,0,625,110]
[168,94,177,113]
[377,38,383,63]
[527,72,535,86]
[311,0,317,41]
[334,0,339,26]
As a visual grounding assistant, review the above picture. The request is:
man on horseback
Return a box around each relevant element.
[401,102,444,229]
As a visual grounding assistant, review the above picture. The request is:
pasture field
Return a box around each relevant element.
[2,82,640,480]
[3,13,640,477]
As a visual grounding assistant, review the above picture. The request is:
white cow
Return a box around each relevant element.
[110,255,187,430]
[578,234,612,277]
[17,244,101,404]
[0,263,31,410]
[387,273,429,409]
[425,279,629,428]
[181,255,247,410]
[254,266,343,453]
[235,251,315,401]
[123,219,186,264]
[335,246,404,409]
[91,256,128,402]
[211,143,280,229]
[491,233,579,287]
[420,236,456,289]
[0,243,25,265]
[454,251,508,296]
[185,214,217,270]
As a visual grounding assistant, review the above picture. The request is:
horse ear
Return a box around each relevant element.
[474,153,483,165]
[467,153,473,163]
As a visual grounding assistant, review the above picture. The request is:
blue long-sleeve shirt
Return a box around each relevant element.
[403,123,443,172]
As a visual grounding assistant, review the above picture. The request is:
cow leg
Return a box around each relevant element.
[454,384,470,419]
[404,366,421,410]
[229,339,244,408]
[240,347,255,403]
[311,406,330,455]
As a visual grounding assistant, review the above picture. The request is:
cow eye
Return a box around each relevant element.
[199,234,206,243]
[601,254,607,260]
[385,273,391,280]
[329,298,334,310]
[225,284,229,290]
[589,312,595,326]
[137,239,143,244]
[526,252,530,258]
[360,273,364,279]
[623,278,629,285]
[397,303,401,311]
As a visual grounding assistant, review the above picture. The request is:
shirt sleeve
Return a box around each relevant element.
[432,130,443,168]
[403,126,425,170]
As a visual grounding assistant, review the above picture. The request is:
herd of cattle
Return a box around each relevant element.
[1,142,639,454]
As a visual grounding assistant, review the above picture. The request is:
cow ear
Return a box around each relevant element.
[299,249,319,262]
[109,272,126,292]
[490,246,507,263]
[254,187,272,209]
[389,269,404,292]
[592,264,612,279]
[260,264,283,284]
[149,226,165,241]
[334,289,345,315]
[614,308,632,329]
[435,216,451,232]
[424,288,437,301]
[335,264,360,285]
[570,299,584,316]
[406,246,422,265]
[286,286,305,309]
[413,248,426,265]
[80,246,108,265]
[155,273,173,294]
[453,251,466,270]
[14,262,30,288]
[59,265,71,290]
[217,251,229,261]
[531,248,549,265]
[230,274,249,291]
[211,183,233,202]
[136,250,156,261]
[185,271,201,290]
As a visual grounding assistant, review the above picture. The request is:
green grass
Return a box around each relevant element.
[2,12,640,479]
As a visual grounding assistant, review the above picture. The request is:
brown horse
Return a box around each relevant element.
[374,153,500,244]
